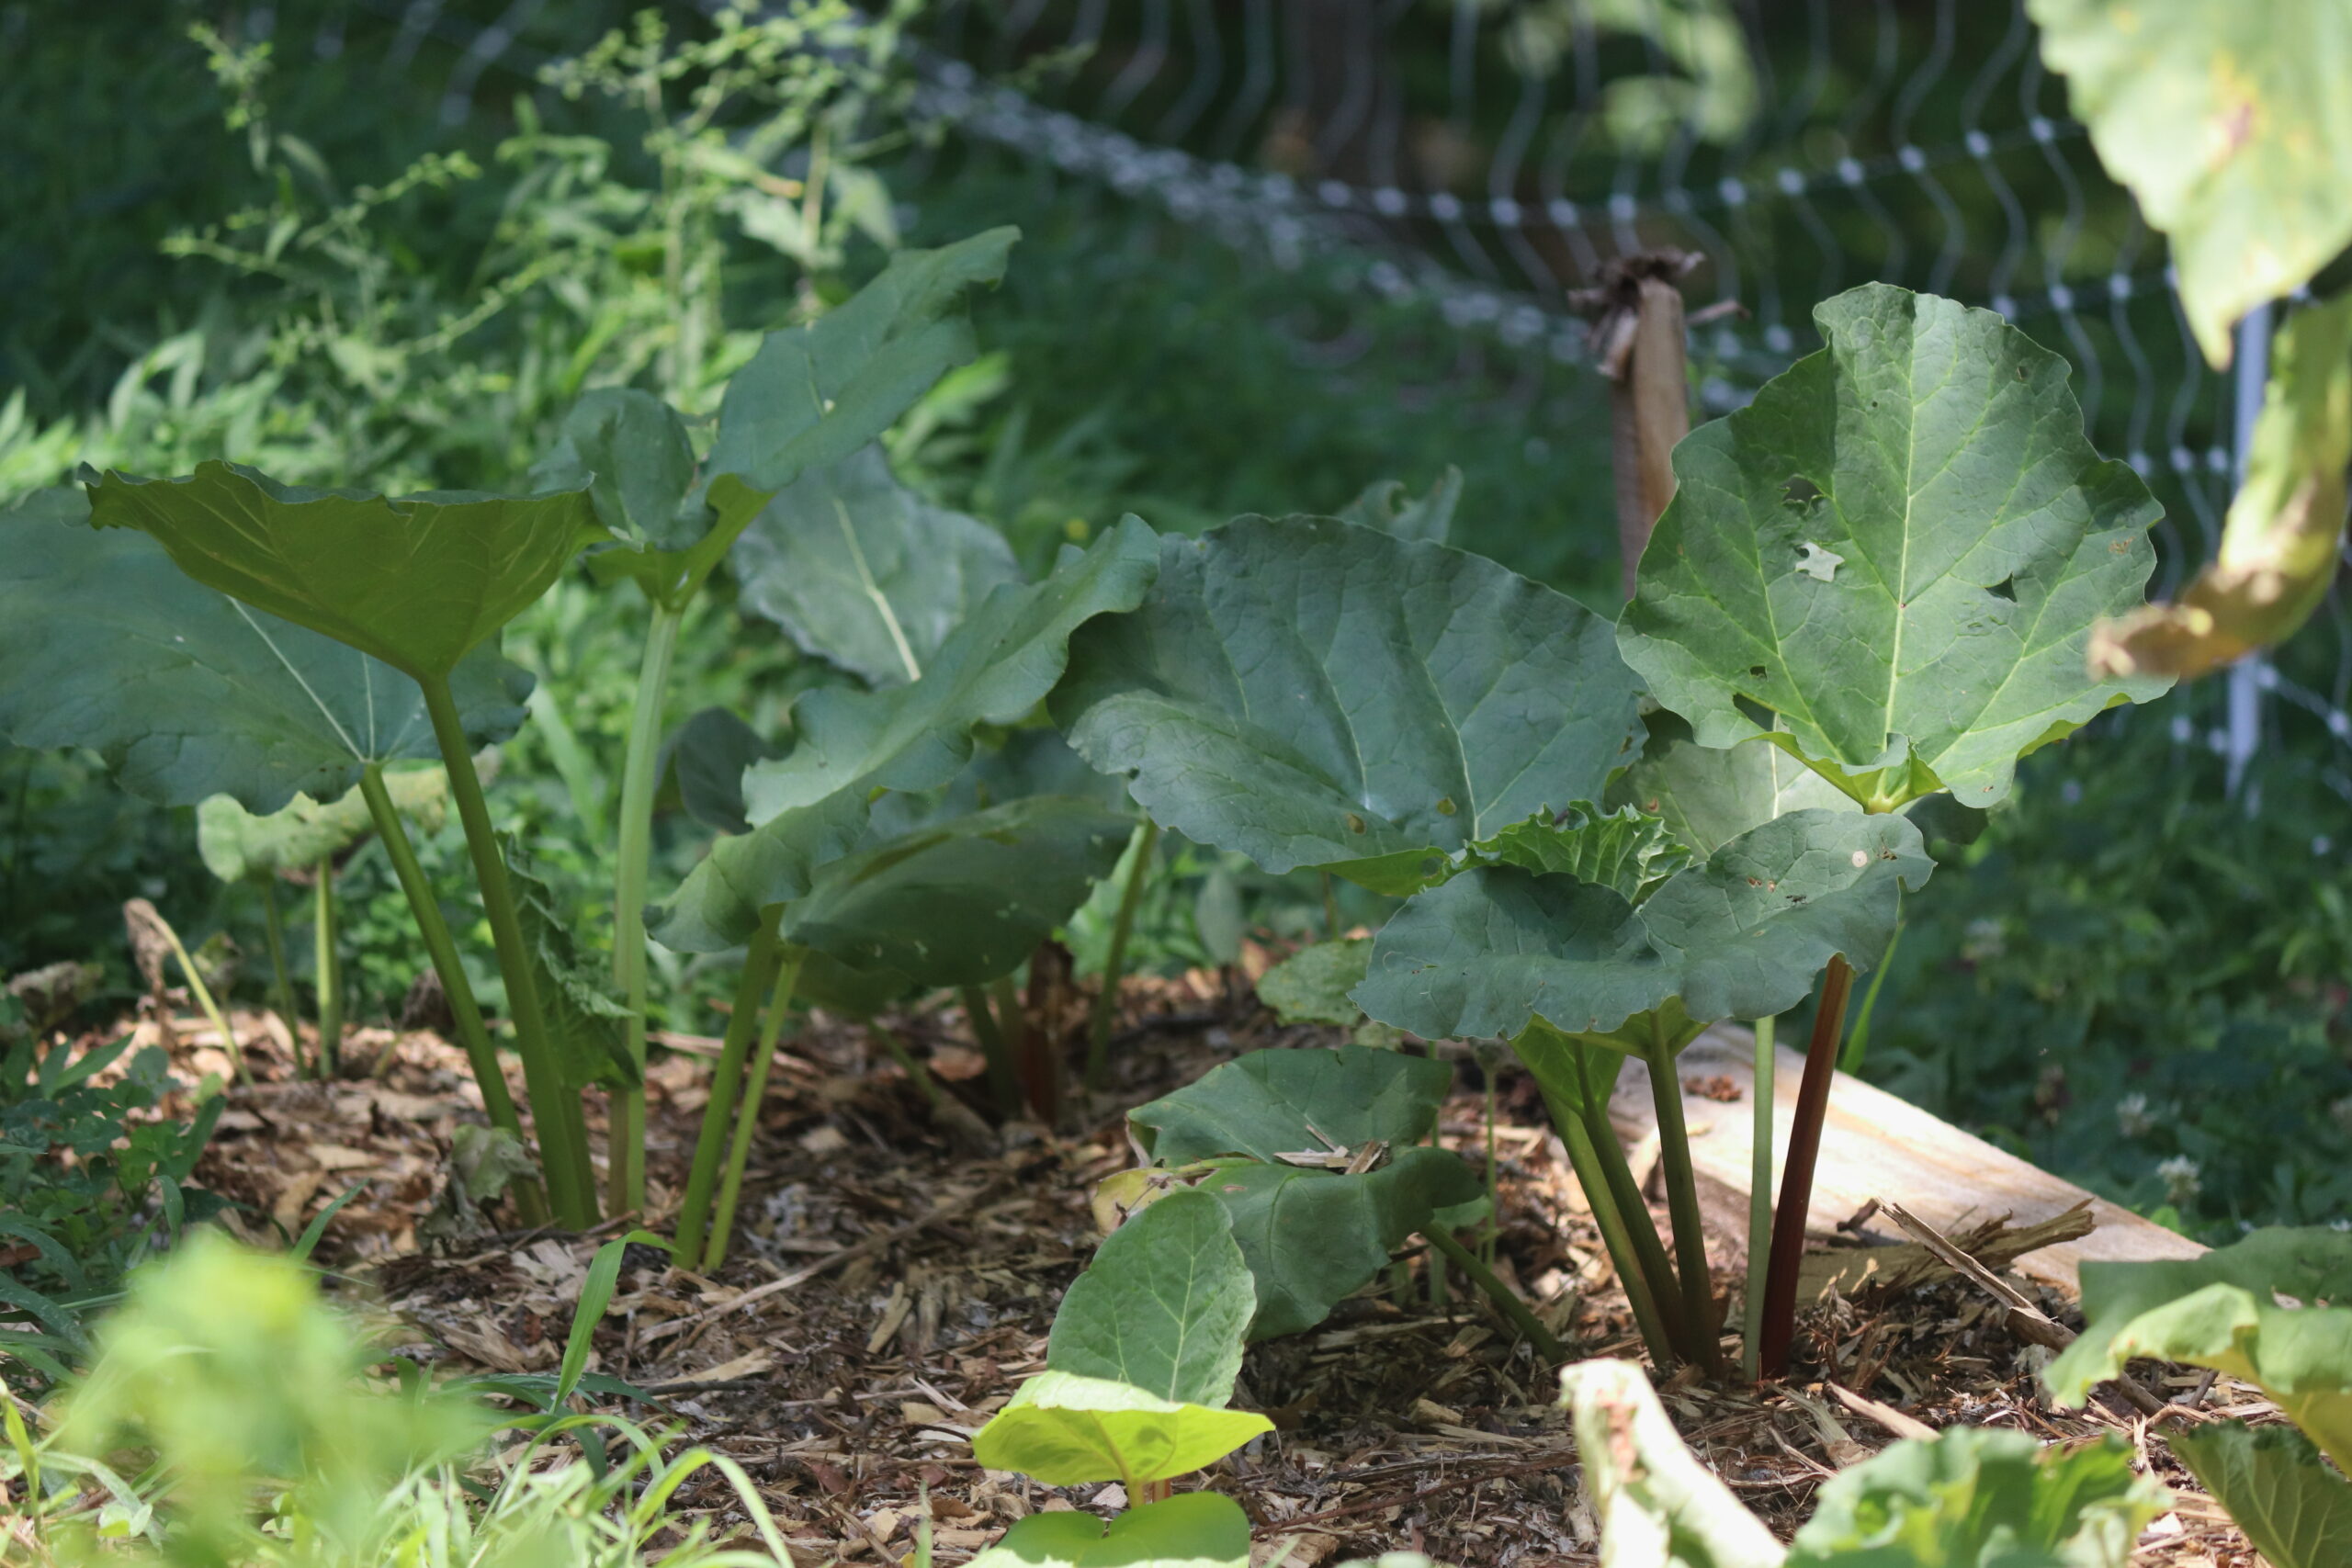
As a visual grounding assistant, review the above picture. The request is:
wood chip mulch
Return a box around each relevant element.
[84,971,2280,1566]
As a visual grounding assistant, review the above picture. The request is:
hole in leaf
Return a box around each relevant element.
[1345,812,1367,835]
[1435,796,1457,817]
[1987,576,2018,603]
[1780,476,1825,511]
[1747,665,1769,681]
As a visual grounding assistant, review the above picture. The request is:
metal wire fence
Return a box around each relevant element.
[328,0,2352,804]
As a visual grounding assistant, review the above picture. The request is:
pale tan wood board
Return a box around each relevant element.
[1605,1021,2206,1294]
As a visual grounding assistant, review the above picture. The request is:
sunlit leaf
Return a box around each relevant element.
[1046,1188,1254,1408]
[1617,285,2170,813]
[965,1493,1250,1568]
[2169,1420,2352,1568]
[197,769,447,883]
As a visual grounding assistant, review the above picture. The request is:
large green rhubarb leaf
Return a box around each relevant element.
[966,1494,1250,1568]
[1355,808,1928,1043]
[2169,1421,2352,1568]
[1617,285,2169,813]
[1254,940,1374,1027]
[2030,0,2352,367]
[1785,1427,2162,1567]
[1052,514,1644,894]
[783,796,1133,993]
[0,490,528,813]
[2044,1227,2352,1469]
[1046,1187,1254,1407]
[733,445,1019,687]
[649,518,1159,951]
[530,388,700,552]
[85,463,601,682]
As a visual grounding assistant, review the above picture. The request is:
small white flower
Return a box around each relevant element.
[1962,918,2007,964]
[2157,1155,2202,1206]
[2115,1093,2153,1138]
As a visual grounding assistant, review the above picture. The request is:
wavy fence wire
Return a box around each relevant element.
[342,0,2352,807]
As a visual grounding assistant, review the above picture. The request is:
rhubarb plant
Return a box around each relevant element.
[2045,1228,2352,1568]
[530,230,1018,1213]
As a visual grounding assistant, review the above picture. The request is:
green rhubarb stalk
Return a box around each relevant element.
[356,765,546,1225]
[1573,1045,1692,1360]
[609,598,684,1217]
[1644,1021,1723,1375]
[420,675,599,1228]
[871,1023,941,1113]
[965,984,1022,1116]
[257,877,300,1059]
[1546,1091,1677,1369]
[674,914,786,1260]
[1421,1224,1566,1365]
[703,945,805,1271]
[1084,819,1159,1090]
[1741,1013,1777,1382]
[153,907,249,1088]
[312,855,343,1078]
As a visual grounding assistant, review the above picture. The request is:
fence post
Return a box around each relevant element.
[2223,301,2274,804]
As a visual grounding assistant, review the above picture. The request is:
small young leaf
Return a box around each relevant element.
[1130,1045,1455,1164]
[1356,808,1928,1043]
[530,388,699,551]
[1618,285,2170,812]
[969,1372,1272,1488]
[503,837,636,1091]
[966,1492,1250,1568]
[1208,1150,1483,1339]
[649,517,1159,952]
[85,461,602,682]
[1046,1187,1253,1408]
[1786,1426,2164,1567]
[2169,1420,2352,1568]
[1426,801,1693,901]
[733,444,1020,687]
[0,490,528,813]
[1256,940,1374,1026]
[2044,1227,2352,1469]
[1336,467,1463,544]
[1052,514,1643,893]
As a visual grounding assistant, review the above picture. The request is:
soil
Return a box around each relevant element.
[95,972,2277,1566]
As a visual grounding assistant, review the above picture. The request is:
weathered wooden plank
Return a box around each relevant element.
[1607,1022,2205,1294]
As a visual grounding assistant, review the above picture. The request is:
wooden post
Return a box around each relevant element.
[1574,253,1701,600]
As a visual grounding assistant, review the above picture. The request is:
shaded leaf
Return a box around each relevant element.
[197,769,447,883]
[1052,514,1643,894]
[649,517,1159,952]
[1336,467,1462,544]
[733,444,1020,687]
[661,707,785,836]
[1618,285,2169,813]
[529,389,699,551]
[0,490,528,813]
[1356,809,1928,1042]
[1255,941,1374,1027]
[1786,1427,2163,1567]
[85,462,602,682]
[969,1373,1271,1488]
[1130,1045,1454,1164]
[2091,294,2352,680]
[966,1493,1250,1568]
[1604,711,1854,859]
[1047,1187,1253,1407]
[2044,1226,2352,1469]
[785,796,1133,990]
[2030,0,2352,365]
[502,836,635,1090]
[1206,1150,1483,1339]
[2169,1420,2352,1568]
